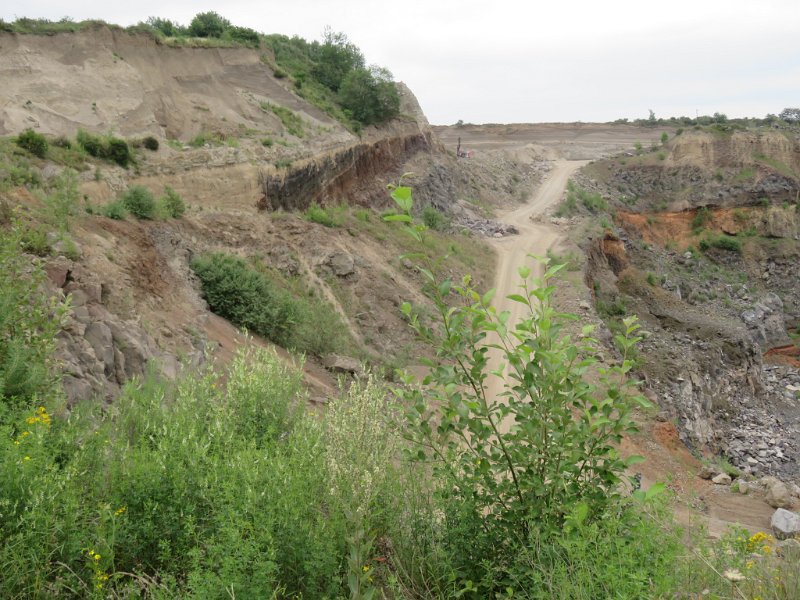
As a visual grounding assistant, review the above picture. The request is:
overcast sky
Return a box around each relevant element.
[3,1,799,124]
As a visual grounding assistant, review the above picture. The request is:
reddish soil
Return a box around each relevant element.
[616,206,762,250]
[765,344,800,368]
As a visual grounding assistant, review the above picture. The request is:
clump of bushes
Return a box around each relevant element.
[421,205,448,231]
[304,203,343,227]
[76,129,132,167]
[699,234,742,253]
[15,129,48,158]
[191,252,350,355]
[101,200,127,220]
[691,206,713,231]
[557,180,607,215]
[120,185,155,219]
[191,253,296,347]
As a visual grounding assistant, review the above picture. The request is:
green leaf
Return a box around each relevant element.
[481,288,496,306]
[625,455,646,466]
[517,265,531,279]
[391,186,413,212]
[506,294,528,304]
[645,482,666,501]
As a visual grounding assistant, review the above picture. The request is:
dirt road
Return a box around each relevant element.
[485,160,586,430]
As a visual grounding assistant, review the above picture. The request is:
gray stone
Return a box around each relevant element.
[109,322,153,381]
[61,375,94,405]
[322,354,361,375]
[84,322,114,376]
[770,508,800,540]
[766,481,792,509]
[712,473,732,485]
[325,251,356,277]
[698,465,717,480]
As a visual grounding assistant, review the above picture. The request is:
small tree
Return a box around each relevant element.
[385,182,651,588]
[312,27,365,91]
[779,107,800,123]
[188,11,230,38]
[339,66,400,126]
[660,131,669,145]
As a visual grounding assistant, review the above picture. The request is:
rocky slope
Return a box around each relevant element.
[570,129,800,482]
[2,27,532,407]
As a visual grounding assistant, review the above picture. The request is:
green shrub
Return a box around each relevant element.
[261,137,274,147]
[20,225,50,256]
[699,234,741,253]
[563,180,607,213]
[159,185,186,218]
[304,203,342,227]
[691,206,712,231]
[105,137,132,167]
[190,252,296,347]
[15,129,48,158]
[76,130,132,167]
[339,67,400,126]
[42,168,80,231]
[187,11,230,38]
[142,136,159,151]
[384,182,657,595]
[421,205,448,231]
[120,185,156,219]
[0,222,66,404]
[102,200,127,220]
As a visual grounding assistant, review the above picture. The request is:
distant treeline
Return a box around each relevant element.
[611,108,800,129]
[0,14,400,130]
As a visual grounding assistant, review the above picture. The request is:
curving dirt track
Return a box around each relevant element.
[485,159,586,428]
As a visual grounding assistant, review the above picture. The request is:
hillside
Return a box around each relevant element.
[1,20,799,600]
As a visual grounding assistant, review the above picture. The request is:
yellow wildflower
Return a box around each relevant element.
[23,456,31,461]
[362,565,370,573]
[115,506,127,516]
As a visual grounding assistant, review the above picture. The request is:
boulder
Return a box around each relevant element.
[698,465,718,480]
[322,354,360,375]
[325,251,356,277]
[712,473,732,485]
[766,480,792,509]
[771,508,800,540]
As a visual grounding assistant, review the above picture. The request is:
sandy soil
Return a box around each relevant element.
[485,159,586,429]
